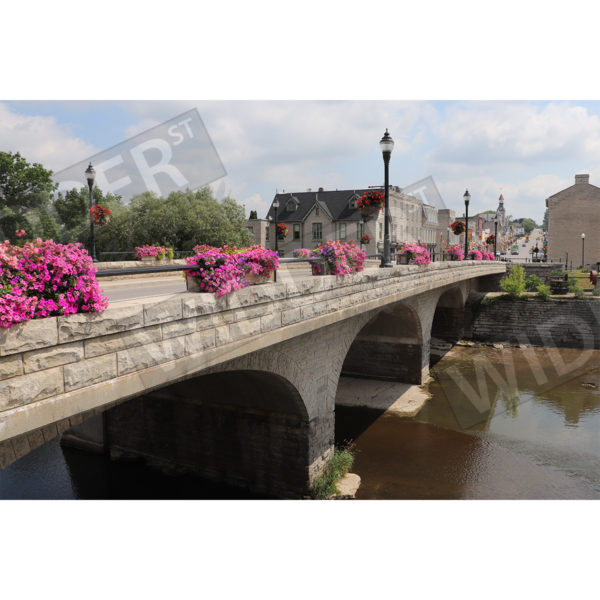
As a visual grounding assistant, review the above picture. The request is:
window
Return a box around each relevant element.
[339,223,346,241]
[357,222,363,239]
[349,194,359,209]
[312,222,322,241]
[379,222,383,239]
[265,225,270,241]
[315,206,320,216]
[293,223,300,240]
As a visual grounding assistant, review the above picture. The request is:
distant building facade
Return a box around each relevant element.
[250,187,459,256]
[245,218,269,247]
[545,174,600,265]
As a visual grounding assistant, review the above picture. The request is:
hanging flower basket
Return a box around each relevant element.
[361,234,372,245]
[90,204,111,226]
[357,190,384,221]
[450,220,465,235]
[276,223,289,239]
[485,234,496,245]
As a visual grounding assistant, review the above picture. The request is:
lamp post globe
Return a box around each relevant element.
[463,189,470,260]
[85,162,97,261]
[379,129,394,268]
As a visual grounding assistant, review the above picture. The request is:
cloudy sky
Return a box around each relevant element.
[3,99,599,224]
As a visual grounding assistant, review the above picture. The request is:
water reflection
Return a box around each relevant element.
[335,346,600,499]
[422,346,600,433]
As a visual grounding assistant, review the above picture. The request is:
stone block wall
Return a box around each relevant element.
[470,298,600,348]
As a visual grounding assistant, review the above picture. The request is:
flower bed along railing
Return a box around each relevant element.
[445,245,464,260]
[185,245,279,297]
[294,241,366,275]
[134,245,174,260]
[0,237,108,328]
[397,243,431,265]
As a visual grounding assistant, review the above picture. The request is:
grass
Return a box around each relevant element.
[310,446,355,499]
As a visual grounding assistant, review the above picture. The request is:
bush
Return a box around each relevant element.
[500,264,526,299]
[567,277,580,293]
[526,274,543,291]
[310,447,355,499]
[573,286,585,299]
[593,289,600,297]
[536,284,551,301]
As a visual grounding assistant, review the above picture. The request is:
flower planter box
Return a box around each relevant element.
[396,253,410,265]
[185,269,274,292]
[141,256,156,263]
[245,271,274,285]
[310,260,333,276]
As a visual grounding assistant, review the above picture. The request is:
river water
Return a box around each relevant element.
[1,345,599,500]
[337,345,600,499]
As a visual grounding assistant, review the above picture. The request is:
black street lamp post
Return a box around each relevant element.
[85,162,97,261]
[463,189,470,260]
[494,215,498,259]
[582,232,586,267]
[269,199,280,282]
[379,129,394,268]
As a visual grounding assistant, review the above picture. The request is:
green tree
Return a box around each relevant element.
[521,218,537,234]
[54,188,89,230]
[249,210,258,219]
[54,187,124,247]
[0,151,57,242]
[39,210,61,241]
[93,187,253,253]
[542,208,548,231]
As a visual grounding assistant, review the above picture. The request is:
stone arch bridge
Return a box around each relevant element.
[0,262,504,497]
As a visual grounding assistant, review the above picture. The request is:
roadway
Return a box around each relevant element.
[507,228,545,261]
[99,267,317,303]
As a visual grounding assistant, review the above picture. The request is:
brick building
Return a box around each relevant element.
[545,174,600,266]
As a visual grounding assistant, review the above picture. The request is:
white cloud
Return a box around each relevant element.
[437,172,575,223]
[0,102,97,171]
[432,101,600,164]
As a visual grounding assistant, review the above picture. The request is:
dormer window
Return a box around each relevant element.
[349,193,359,209]
[286,196,299,212]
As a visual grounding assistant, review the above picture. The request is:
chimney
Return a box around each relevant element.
[318,187,324,192]
[575,173,589,185]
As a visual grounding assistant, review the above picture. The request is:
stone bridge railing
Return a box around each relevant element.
[0,261,505,464]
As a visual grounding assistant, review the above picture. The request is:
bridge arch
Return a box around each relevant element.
[341,301,426,384]
[95,369,312,498]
